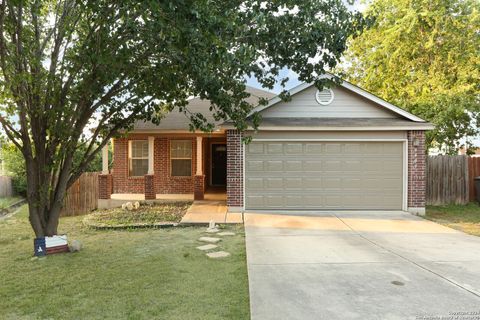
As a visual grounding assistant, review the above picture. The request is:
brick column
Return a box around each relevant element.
[99,174,113,199]
[194,175,205,200]
[144,174,156,200]
[226,130,243,211]
[407,130,426,215]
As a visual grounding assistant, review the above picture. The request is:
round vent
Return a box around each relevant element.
[315,88,334,105]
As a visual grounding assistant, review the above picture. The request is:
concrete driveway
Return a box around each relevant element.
[244,211,480,320]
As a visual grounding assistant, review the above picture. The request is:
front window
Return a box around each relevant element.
[129,140,148,176]
[170,140,192,177]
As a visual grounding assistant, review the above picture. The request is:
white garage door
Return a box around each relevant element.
[245,141,404,210]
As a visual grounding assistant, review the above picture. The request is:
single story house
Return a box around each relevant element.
[98,75,433,215]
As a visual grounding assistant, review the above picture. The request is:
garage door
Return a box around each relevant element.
[245,141,404,210]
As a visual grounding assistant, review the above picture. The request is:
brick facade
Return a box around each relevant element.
[144,175,156,200]
[226,130,243,209]
[112,134,224,195]
[98,174,113,199]
[407,130,426,212]
[194,175,205,200]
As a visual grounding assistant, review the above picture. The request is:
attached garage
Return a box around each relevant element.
[245,140,405,210]
[224,75,434,214]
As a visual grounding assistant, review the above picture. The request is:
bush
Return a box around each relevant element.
[1,143,26,196]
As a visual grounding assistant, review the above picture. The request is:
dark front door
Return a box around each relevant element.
[211,144,227,186]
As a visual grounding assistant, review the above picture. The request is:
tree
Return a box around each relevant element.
[0,0,365,237]
[0,138,104,197]
[340,0,480,154]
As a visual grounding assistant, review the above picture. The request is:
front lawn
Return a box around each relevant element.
[0,206,249,320]
[0,196,23,210]
[426,203,480,236]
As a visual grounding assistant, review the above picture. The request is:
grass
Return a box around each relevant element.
[426,202,480,236]
[0,206,250,320]
[0,196,23,210]
[84,201,192,228]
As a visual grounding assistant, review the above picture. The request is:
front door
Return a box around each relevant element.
[211,144,227,186]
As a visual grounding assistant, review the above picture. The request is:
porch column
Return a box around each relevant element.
[99,141,112,199]
[148,136,155,175]
[194,136,205,200]
[145,136,156,200]
[102,142,109,174]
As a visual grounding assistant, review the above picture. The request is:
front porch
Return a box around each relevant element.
[98,132,228,203]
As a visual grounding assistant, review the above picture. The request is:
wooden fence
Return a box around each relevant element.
[426,155,480,205]
[61,172,99,216]
[468,157,480,201]
[0,176,13,197]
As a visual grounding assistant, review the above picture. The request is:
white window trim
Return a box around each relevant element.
[128,140,149,177]
[170,140,193,177]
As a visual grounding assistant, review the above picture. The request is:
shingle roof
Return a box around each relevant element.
[133,86,275,131]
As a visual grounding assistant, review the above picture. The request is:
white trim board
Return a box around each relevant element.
[221,125,435,131]
[248,73,427,123]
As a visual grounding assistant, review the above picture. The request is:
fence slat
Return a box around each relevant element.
[469,157,480,201]
[0,176,13,197]
[60,172,99,216]
[426,155,469,205]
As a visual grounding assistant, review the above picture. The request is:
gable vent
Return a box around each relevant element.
[315,88,334,105]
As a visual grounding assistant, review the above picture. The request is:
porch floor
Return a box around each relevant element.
[110,191,226,201]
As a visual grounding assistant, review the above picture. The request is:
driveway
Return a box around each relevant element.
[244,211,480,320]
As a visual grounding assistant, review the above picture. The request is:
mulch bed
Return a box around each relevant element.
[83,201,192,229]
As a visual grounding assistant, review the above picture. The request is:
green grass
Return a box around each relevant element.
[426,202,480,236]
[0,206,250,320]
[84,201,192,228]
[0,196,23,210]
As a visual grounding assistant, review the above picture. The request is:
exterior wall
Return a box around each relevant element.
[112,135,197,194]
[98,174,113,199]
[226,130,244,210]
[407,130,426,214]
[261,86,397,118]
[249,130,407,140]
[112,134,226,195]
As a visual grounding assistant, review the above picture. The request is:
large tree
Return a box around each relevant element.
[340,0,480,153]
[0,0,365,237]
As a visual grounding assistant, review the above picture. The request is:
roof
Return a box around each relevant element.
[248,74,428,123]
[230,117,434,131]
[133,86,275,131]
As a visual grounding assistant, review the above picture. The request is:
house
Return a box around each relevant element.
[98,75,433,215]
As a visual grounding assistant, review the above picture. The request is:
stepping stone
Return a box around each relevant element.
[218,232,235,236]
[206,251,231,259]
[205,228,220,233]
[198,237,221,244]
[196,244,218,251]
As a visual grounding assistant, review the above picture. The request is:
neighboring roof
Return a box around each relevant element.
[249,73,428,123]
[133,86,275,131]
[229,117,434,131]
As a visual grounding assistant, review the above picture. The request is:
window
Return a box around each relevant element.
[129,140,149,176]
[170,140,192,177]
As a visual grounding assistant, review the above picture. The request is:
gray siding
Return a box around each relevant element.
[248,131,407,140]
[260,86,398,118]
